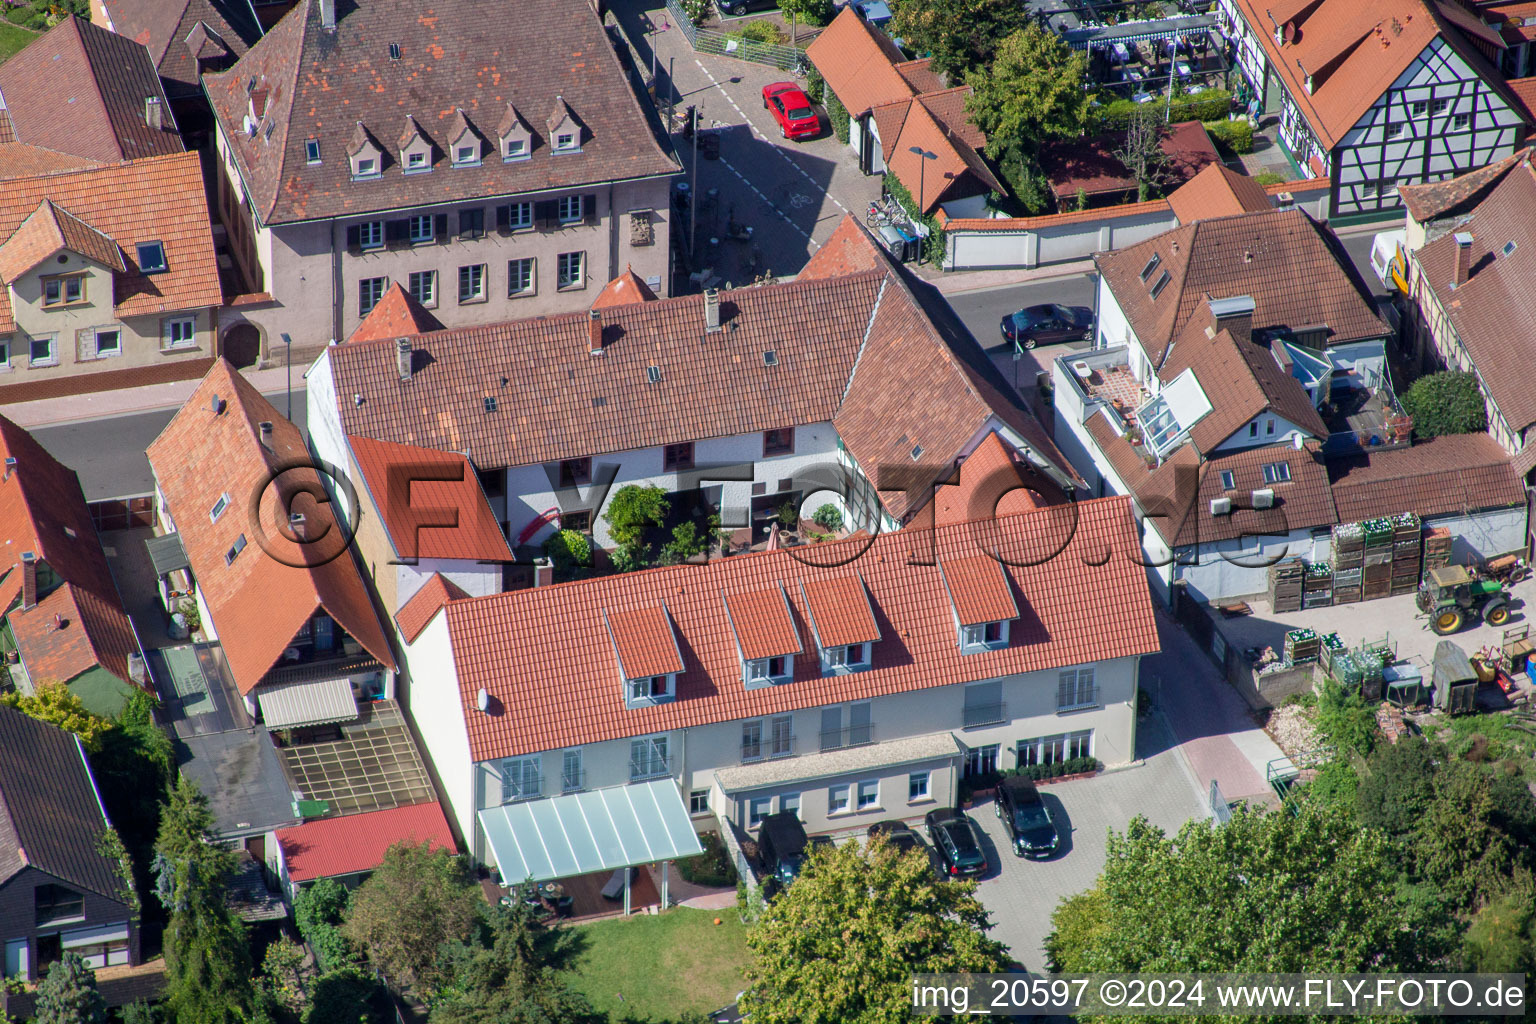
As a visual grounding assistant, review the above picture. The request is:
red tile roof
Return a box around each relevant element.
[1167,163,1273,223]
[927,432,1056,528]
[797,215,888,279]
[396,574,470,643]
[0,16,182,163]
[592,267,658,309]
[275,801,456,882]
[439,497,1159,762]
[346,283,443,343]
[0,153,223,333]
[798,575,881,648]
[939,555,1019,625]
[1397,147,1529,222]
[0,199,125,284]
[348,436,511,563]
[95,0,262,99]
[0,144,102,177]
[1095,208,1389,366]
[806,8,913,117]
[604,604,685,678]
[146,360,396,695]
[1327,432,1523,521]
[204,0,679,225]
[880,91,1003,213]
[1506,76,1536,121]
[0,415,140,691]
[1041,121,1219,202]
[724,585,803,660]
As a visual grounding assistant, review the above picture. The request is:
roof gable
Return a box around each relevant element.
[806,7,916,116]
[347,282,444,342]
[98,0,260,96]
[396,573,470,643]
[1167,163,1273,223]
[348,435,512,563]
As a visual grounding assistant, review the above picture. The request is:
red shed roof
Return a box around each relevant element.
[276,802,456,882]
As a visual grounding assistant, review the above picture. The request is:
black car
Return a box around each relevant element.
[995,776,1059,858]
[717,0,777,16]
[923,807,989,878]
[868,820,944,876]
[999,303,1094,350]
[757,812,809,889]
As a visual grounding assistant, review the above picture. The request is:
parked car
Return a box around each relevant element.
[995,776,1059,858]
[999,303,1095,349]
[923,807,989,878]
[868,819,943,876]
[762,82,820,141]
[717,0,777,15]
[758,812,810,889]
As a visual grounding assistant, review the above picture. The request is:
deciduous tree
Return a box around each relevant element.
[740,836,1008,1023]
[1400,371,1487,438]
[0,683,114,750]
[965,24,1088,157]
[341,841,481,994]
[891,0,1032,82]
[777,0,831,44]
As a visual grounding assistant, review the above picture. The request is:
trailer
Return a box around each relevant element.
[1432,640,1478,715]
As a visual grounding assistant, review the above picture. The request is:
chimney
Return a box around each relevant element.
[145,96,164,130]
[704,288,721,333]
[1452,232,1473,288]
[319,0,336,29]
[2,456,14,483]
[533,557,554,588]
[258,421,273,448]
[1209,295,1255,344]
[396,338,413,381]
[288,512,307,542]
[20,551,37,611]
[588,309,603,355]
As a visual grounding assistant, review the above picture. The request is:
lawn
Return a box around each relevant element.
[570,907,751,1022]
[0,21,37,62]
[1425,710,1536,774]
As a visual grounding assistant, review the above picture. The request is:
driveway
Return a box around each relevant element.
[970,708,1207,970]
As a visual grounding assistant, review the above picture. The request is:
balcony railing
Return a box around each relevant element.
[962,702,1008,729]
[741,736,797,763]
[560,769,586,793]
[629,755,673,782]
[504,774,543,802]
[819,723,875,754]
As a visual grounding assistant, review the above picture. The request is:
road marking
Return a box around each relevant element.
[692,56,849,219]
[716,156,813,242]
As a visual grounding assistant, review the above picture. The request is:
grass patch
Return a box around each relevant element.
[1428,712,1536,774]
[0,21,38,62]
[570,907,750,1021]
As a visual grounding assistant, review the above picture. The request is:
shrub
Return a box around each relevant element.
[1006,757,1101,782]
[777,500,800,528]
[543,528,591,571]
[1203,118,1253,155]
[1401,371,1487,438]
[826,90,849,143]
[732,19,785,44]
[811,503,843,532]
[1089,89,1232,132]
[1315,680,1378,757]
[677,831,738,887]
[678,0,712,24]
[805,64,825,103]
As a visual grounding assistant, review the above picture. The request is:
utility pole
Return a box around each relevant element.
[690,102,700,262]
[280,332,293,419]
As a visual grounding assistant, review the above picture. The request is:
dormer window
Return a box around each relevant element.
[555,132,577,151]
[548,96,582,153]
[940,555,1018,655]
[800,574,880,677]
[405,150,429,173]
[962,621,1006,649]
[352,155,379,180]
[747,656,791,684]
[453,143,479,167]
[399,116,433,174]
[724,584,802,690]
[504,137,527,160]
[627,673,675,706]
[605,605,684,709]
[826,643,869,669]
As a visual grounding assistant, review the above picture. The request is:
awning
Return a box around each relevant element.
[1062,13,1216,49]
[145,532,190,577]
[478,779,703,885]
[256,677,358,729]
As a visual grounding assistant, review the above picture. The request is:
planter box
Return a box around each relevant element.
[1035,770,1099,786]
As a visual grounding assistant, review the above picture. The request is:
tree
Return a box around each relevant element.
[740,837,1009,1023]
[777,0,831,44]
[965,25,1088,159]
[1411,760,1518,910]
[1113,106,1173,202]
[35,952,107,1024]
[890,0,1032,82]
[431,899,600,1024]
[304,967,382,1024]
[1401,371,1486,438]
[602,484,669,563]
[542,529,591,571]
[120,1003,160,1024]
[1464,881,1536,974]
[1355,736,1441,838]
[341,841,481,994]
[258,935,308,1015]
[1,683,115,751]
[661,517,717,565]
[1046,807,1432,984]
[155,777,253,1024]
[1314,680,1378,757]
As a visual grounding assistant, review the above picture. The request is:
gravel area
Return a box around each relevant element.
[1265,703,1320,760]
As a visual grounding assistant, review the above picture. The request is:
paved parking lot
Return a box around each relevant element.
[967,710,1207,970]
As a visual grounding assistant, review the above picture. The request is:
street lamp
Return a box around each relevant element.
[280,332,293,420]
[908,146,937,263]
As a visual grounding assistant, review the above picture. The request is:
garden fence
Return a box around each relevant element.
[666,0,809,73]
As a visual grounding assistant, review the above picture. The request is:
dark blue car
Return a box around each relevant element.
[1000,303,1094,350]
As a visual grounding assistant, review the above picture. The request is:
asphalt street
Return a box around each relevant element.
[32,392,308,501]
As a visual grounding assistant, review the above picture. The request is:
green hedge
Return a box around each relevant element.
[1204,118,1253,155]
[676,831,738,887]
[1090,89,1233,132]
[826,90,849,144]
[958,757,1103,801]
[805,65,825,104]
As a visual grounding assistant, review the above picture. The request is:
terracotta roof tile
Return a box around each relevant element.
[0,16,182,163]
[797,215,888,279]
[1183,441,1336,546]
[396,574,470,643]
[591,267,658,308]
[1167,163,1273,223]
[1041,121,1219,202]
[806,7,913,116]
[346,283,444,343]
[927,431,1055,528]
[147,360,396,695]
[1095,208,1389,365]
[1327,432,1523,521]
[442,498,1160,762]
[798,575,880,647]
[939,554,1019,625]
[724,585,802,660]
[348,436,511,563]
[204,0,679,225]
[275,801,455,882]
[1506,76,1536,120]
[604,604,685,678]
[0,143,103,177]
[0,415,140,691]
[97,0,260,99]
[1397,147,1529,221]
[895,57,944,94]
[1410,156,1536,430]
[0,153,223,334]
[884,95,1002,213]
[0,199,125,285]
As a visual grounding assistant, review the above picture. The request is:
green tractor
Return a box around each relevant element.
[1416,564,1511,635]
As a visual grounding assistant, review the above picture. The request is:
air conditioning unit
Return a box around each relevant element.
[1251,488,1275,508]
[1210,497,1232,515]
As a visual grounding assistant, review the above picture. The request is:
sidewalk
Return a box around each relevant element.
[0,364,297,428]
[911,258,1096,295]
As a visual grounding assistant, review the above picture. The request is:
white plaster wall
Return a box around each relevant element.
[1210,413,1313,452]
[402,616,475,843]
[396,559,504,607]
[1429,506,1527,564]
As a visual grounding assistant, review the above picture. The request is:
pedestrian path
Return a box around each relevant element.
[0,365,294,428]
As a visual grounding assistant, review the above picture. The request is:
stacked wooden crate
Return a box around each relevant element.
[1423,526,1452,579]
[1320,632,1346,675]
[1303,562,1333,608]
[1332,523,1364,604]
[1361,518,1396,601]
[1390,513,1422,596]
[1269,557,1305,613]
[1284,628,1321,665]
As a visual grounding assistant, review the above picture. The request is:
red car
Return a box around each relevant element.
[762,82,819,140]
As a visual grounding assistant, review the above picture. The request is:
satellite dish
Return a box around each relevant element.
[1292,433,1304,450]
[477,688,490,712]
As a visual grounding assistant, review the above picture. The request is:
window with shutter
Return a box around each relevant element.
[459,208,484,239]
[385,219,410,248]
[346,225,361,252]
[583,194,597,225]
[534,200,558,229]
